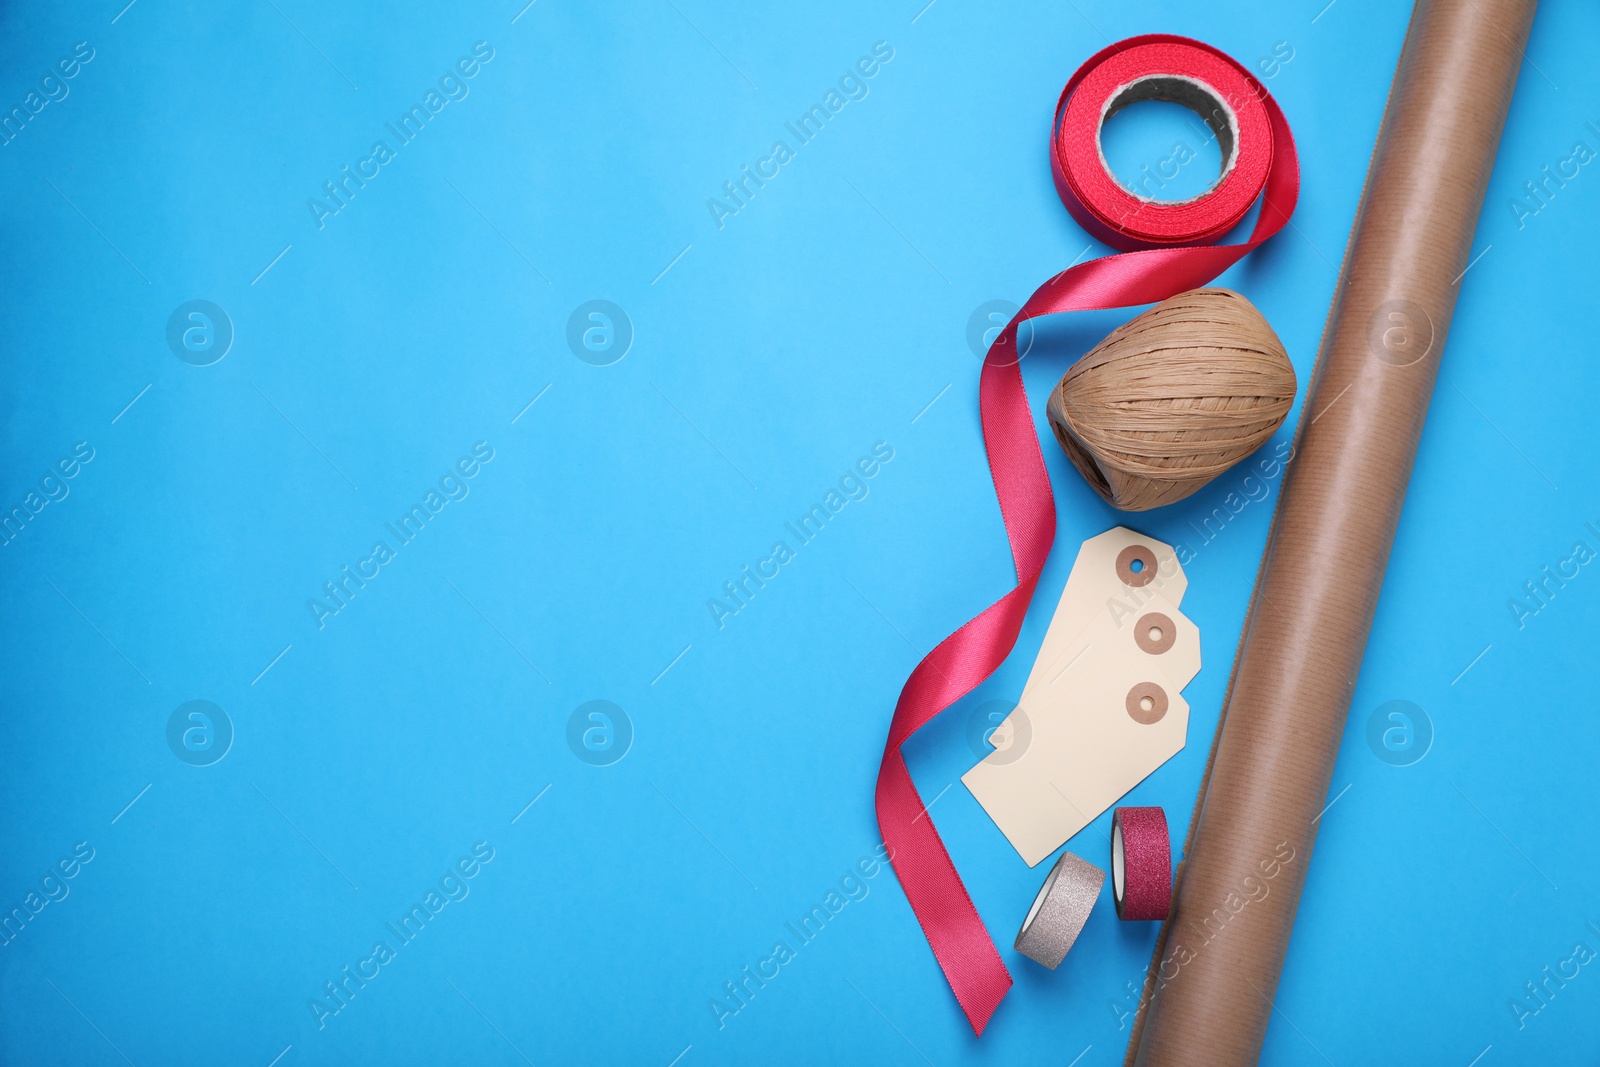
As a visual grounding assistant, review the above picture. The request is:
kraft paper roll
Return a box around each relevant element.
[1125,2,1537,1064]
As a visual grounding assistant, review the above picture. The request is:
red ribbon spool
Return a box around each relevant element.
[873,35,1297,1037]
[1052,39,1276,250]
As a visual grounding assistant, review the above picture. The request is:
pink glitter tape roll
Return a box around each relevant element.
[1112,807,1172,921]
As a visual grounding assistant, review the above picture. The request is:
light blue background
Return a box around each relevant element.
[1,1,1595,1064]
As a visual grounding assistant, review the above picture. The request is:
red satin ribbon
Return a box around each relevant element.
[874,34,1298,1036]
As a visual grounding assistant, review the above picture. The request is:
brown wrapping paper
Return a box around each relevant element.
[1124,2,1537,1063]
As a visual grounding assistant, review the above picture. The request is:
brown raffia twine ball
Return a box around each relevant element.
[1045,287,1296,512]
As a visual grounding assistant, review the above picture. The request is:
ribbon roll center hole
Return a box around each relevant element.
[1098,76,1236,204]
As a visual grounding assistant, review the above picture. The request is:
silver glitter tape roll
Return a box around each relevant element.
[1015,850,1105,969]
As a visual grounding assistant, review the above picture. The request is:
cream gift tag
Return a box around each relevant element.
[1020,526,1188,698]
[965,527,1200,867]
[989,526,1189,757]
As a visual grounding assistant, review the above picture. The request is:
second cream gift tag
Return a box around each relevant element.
[963,528,1200,866]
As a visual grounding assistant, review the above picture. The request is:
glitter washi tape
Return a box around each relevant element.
[1112,806,1172,921]
[1014,851,1105,969]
